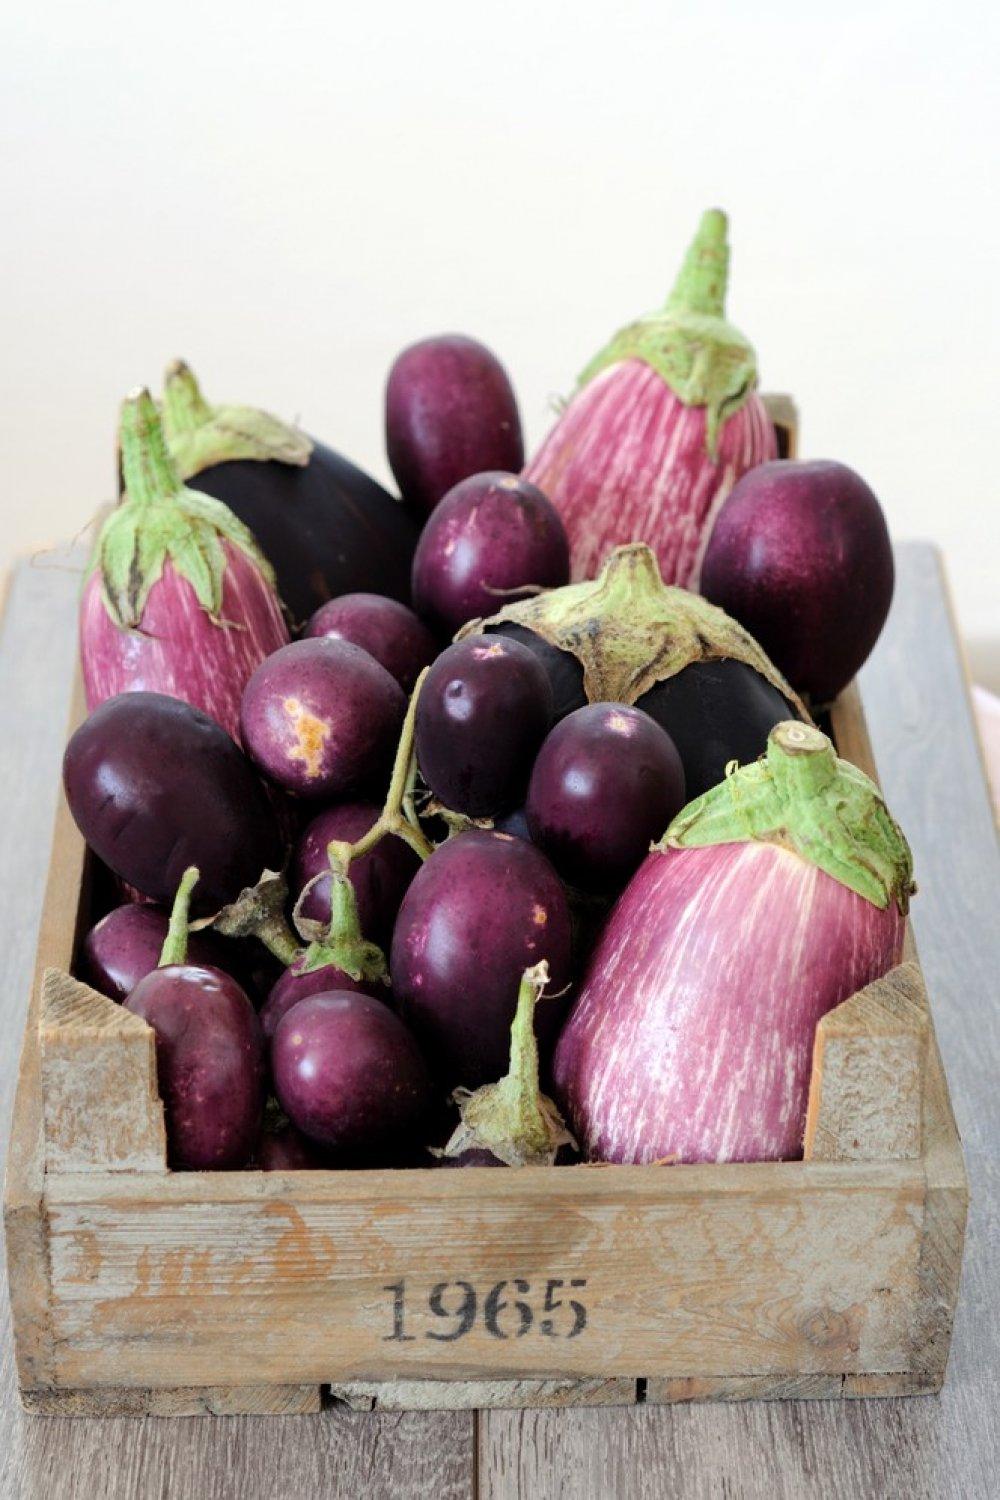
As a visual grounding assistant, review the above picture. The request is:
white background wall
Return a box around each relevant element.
[3,1,997,649]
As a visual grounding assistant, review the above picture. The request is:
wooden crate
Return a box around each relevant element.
[3,406,968,1415]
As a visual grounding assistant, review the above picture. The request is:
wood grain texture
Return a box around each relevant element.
[330,1378,637,1411]
[21,1383,322,1417]
[803,960,928,1162]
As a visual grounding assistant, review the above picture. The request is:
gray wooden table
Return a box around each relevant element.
[0,543,996,1499]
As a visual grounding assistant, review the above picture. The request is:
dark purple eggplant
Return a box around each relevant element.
[304,593,438,692]
[272,992,431,1159]
[411,472,569,634]
[292,801,420,946]
[526,703,685,893]
[240,638,406,800]
[415,635,554,817]
[124,869,265,1170]
[63,691,284,915]
[80,902,246,1003]
[700,459,895,703]
[160,360,420,624]
[391,830,572,1090]
[255,1122,331,1170]
[385,335,524,517]
[470,545,810,799]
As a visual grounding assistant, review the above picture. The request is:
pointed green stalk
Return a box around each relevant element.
[437,962,576,1168]
[577,207,760,455]
[458,543,810,722]
[158,866,200,967]
[291,842,387,984]
[92,387,277,630]
[664,721,915,913]
[341,669,435,865]
[161,360,313,479]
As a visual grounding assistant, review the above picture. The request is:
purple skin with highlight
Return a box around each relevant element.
[304,593,438,692]
[526,703,686,895]
[291,802,421,946]
[80,903,247,1004]
[62,691,284,915]
[125,964,265,1170]
[260,962,381,1043]
[239,638,406,799]
[391,830,573,1090]
[271,992,431,1159]
[386,335,524,518]
[411,472,570,635]
[700,459,894,704]
[415,634,554,818]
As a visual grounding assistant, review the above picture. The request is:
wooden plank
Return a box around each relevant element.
[21,1383,322,1417]
[39,971,167,1174]
[331,1377,637,1411]
[802,961,929,1162]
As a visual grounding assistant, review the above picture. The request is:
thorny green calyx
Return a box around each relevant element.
[161,359,313,478]
[460,543,811,722]
[436,962,576,1168]
[577,208,761,456]
[291,842,388,985]
[663,721,916,913]
[92,387,278,630]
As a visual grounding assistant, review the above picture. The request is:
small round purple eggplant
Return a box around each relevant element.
[80,903,245,1004]
[391,830,573,1089]
[239,638,406,799]
[292,802,420,946]
[260,962,380,1042]
[272,992,431,1159]
[415,635,554,817]
[124,870,264,1170]
[304,593,438,692]
[386,335,524,518]
[63,691,284,915]
[255,1122,331,1170]
[411,472,569,635]
[700,459,895,704]
[526,704,685,894]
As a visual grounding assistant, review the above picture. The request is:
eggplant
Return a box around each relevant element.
[553,722,914,1165]
[83,389,289,742]
[271,992,432,1161]
[63,691,284,915]
[161,361,421,623]
[391,829,573,1090]
[125,869,265,1170]
[411,472,569,635]
[524,209,776,587]
[80,902,248,1003]
[304,593,438,692]
[467,543,811,798]
[385,335,524,517]
[700,459,895,703]
[292,801,420,947]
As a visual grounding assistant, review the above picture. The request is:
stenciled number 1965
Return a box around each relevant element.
[383,1278,588,1342]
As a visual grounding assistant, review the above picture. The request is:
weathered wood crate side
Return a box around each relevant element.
[3,636,967,1418]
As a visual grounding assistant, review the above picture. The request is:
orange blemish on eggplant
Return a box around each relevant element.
[283,696,329,779]
[532,904,548,926]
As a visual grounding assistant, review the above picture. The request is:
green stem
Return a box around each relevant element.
[161,359,212,435]
[343,669,434,865]
[766,721,838,799]
[209,869,303,966]
[158,867,200,967]
[292,842,387,982]
[119,388,184,510]
[665,207,729,317]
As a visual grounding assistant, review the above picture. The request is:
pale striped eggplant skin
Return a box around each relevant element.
[524,359,777,588]
[552,842,905,1166]
[80,543,288,743]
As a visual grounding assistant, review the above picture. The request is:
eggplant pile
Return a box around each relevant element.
[64,212,907,1172]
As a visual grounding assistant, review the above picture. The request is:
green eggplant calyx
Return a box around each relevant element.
[577,208,760,456]
[158,866,200,968]
[161,359,313,478]
[435,961,576,1168]
[291,845,387,985]
[459,543,810,723]
[93,387,278,631]
[663,720,916,913]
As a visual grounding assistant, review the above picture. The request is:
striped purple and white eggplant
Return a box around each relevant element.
[81,388,289,742]
[524,209,776,588]
[552,722,914,1166]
